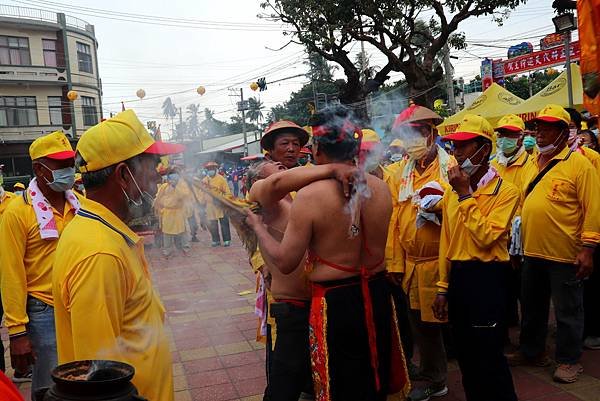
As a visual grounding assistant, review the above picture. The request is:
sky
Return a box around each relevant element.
[7,0,570,138]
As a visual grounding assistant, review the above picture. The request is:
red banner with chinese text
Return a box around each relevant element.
[502,41,580,77]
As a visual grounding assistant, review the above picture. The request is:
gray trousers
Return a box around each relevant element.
[26,297,58,399]
[162,233,189,256]
[408,309,447,386]
[519,257,584,364]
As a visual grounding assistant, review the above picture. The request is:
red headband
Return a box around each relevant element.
[312,121,363,144]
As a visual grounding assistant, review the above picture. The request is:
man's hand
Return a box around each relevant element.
[387,272,404,287]
[10,335,36,373]
[448,165,471,197]
[330,164,359,198]
[432,294,448,321]
[575,247,595,279]
[244,209,265,232]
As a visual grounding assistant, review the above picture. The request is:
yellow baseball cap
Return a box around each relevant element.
[534,104,571,125]
[389,139,404,148]
[13,182,25,190]
[29,131,75,161]
[442,114,495,143]
[76,110,184,172]
[496,114,525,133]
[360,128,381,152]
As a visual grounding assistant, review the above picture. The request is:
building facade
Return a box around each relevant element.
[0,5,102,182]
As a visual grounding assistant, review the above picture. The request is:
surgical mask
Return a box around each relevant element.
[496,137,519,155]
[568,128,579,149]
[38,163,75,192]
[460,145,485,176]
[207,170,216,177]
[537,133,564,156]
[523,135,536,150]
[390,153,403,163]
[122,166,154,221]
[405,136,430,160]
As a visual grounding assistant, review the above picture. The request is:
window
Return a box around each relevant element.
[77,42,93,73]
[0,36,31,65]
[43,39,57,67]
[48,96,63,125]
[81,96,97,126]
[0,97,38,127]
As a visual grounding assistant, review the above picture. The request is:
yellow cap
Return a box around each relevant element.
[29,131,75,161]
[582,121,588,130]
[534,104,571,125]
[13,182,25,190]
[496,114,525,132]
[389,139,404,148]
[76,110,183,173]
[361,129,380,143]
[442,114,495,143]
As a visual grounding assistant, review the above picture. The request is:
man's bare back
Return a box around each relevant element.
[295,174,392,282]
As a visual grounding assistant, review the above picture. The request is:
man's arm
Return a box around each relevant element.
[575,163,600,278]
[0,208,30,337]
[249,164,356,207]
[247,189,313,274]
[60,254,128,361]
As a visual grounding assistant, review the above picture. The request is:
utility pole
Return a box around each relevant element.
[564,32,574,108]
[443,45,457,114]
[240,88,248,157]
[178,107,183,140]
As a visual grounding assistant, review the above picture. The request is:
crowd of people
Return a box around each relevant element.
[0,101,598,401]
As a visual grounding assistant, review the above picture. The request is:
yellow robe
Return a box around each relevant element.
[155,183,187,235]
[199,174,231,220]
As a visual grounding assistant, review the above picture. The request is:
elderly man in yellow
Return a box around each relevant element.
[433,114,520,401]
[0,131,78,395]
[155,172,190,257]
[386,104,452,401]
[200,161,232,247]
[52,110,180,401]
[508,105,600,384]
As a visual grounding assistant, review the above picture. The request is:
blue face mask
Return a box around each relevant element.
[207,170,216,177]
[496,137,519,155]
[523,135,536,150]
[38,163,75,192]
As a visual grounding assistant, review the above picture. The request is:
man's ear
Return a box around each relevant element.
[114,162,130,189]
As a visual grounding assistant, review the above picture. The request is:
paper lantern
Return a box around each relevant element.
[250,82,259,91]
[67,90,78,101]
[197,86,206,95]
[136,89,146,99]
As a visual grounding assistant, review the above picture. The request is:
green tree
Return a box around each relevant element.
[260,0,525,114]
[504,69,561,100]
[161,97,177,137]
[186,104,201,138]
[247,97,265,126]
[201,108,227,138]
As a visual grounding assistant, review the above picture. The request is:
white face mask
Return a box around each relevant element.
[460,145,486,176]
[537,133,564,155]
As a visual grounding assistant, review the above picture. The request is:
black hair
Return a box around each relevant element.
[565,108,582,129]
[580,129,599,151]
[77,152,144,190]
[309,105,360,162]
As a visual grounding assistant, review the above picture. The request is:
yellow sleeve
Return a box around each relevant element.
[456,185,519,250]
[437,192,451,293]
[250,249,266,274]
[385,206,406,273]
[577,162,600,245]
[62,254,129,361]
[0,206,30,335]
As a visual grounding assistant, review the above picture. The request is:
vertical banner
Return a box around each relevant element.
[578,0,600,115]
[481,58,494,91]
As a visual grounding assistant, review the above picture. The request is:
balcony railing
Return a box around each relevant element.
[0,4,92,33]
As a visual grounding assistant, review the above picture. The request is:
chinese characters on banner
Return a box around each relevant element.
[502,41,581,77]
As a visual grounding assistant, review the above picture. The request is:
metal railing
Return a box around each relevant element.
[0,4,91,32]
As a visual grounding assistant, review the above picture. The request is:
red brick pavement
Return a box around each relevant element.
[4,229,600,401]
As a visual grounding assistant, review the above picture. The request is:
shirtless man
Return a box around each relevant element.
[246,106,409,401]
[247,160,355,401]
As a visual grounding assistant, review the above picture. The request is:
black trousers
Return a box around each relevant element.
[584,249,600,338]
[388,282,414,362]
[208,216,231,243]
[448,261,517,401]
[520,257,584,364]
[325,274,392,401]
[266,301,312,401]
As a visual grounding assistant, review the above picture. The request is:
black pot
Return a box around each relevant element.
[36,360,146,401]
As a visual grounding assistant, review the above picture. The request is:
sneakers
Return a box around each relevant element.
[553,363,583,383]
[506,351,551,367]
[12,370,32,383]
[408,383,449,401]
[223,241,231,247]
[211,242,221,247]
[584,336,600,350]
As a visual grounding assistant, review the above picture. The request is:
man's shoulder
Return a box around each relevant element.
[2,195,32,221]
